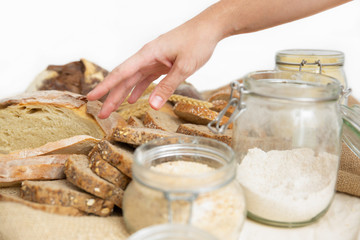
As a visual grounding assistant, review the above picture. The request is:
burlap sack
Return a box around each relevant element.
[336,95,360,197]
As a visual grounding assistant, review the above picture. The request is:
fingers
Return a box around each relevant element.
[98,72,143,119]
[149,58,196,110]
[127,74,160,104]
[87,53,146,101]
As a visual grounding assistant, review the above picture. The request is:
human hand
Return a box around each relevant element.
[87,13,222,119]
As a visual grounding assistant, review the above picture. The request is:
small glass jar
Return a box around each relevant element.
[210,70,343,227]
[122,136,246,240]
[127,224,219,240]
[275,49,347,93]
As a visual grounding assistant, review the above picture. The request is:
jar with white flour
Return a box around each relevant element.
[209,70,344,227]
[122,136,246,240]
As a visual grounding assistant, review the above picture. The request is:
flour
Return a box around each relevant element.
[237,148,338,222]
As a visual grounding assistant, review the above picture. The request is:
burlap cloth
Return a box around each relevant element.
[336,95,360,197]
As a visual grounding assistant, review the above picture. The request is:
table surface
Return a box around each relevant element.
[239,193,360,240]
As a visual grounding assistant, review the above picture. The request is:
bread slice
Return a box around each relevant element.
[173,102,232,129]
[0,90,123,153]
[112,126,180,146]
[89,150,131,190]
[210,100,235,118]
[92,140,134,178]
[143,109,185,133]
[0,154,69,187]
[21,180,114,216]
[0,135,99,160]
[64,154,124,208]
[0,187,85,216]
[176,124,232,146]
[127,116,144,127]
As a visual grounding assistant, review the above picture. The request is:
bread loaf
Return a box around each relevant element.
[64,154,124,208]
[0,90,123,153]
[21,180,114,216]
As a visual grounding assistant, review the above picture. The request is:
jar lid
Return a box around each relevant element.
[128,224,219,240]
[341,104,360,158]
[276,49,344,66]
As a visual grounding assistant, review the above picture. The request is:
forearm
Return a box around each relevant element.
[191,0,352,41]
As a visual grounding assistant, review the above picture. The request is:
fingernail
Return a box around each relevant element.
[150,95,163,109]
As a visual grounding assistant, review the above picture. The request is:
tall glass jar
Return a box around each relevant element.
[128,224,219,240]
[122,136,246,240]
[210,70,343,227]
[275,49,347,92]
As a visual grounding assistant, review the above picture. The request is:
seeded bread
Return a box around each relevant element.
[20,180,114,216]
[210,100,235,118]
[64,154,124,208]
[89,150,131,190]
[92,140,134,178]
[127,116,145,127]
[0,154,69,187]
[176,123,232,146]
[0,187,85,216]
[143,109,185,133]
[173,102,232,129]
[112,126,181,146]
[0,90,122,153]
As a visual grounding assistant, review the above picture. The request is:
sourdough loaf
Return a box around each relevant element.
[0,154,69,187]
[91,140,134,178]
[89,150,131,190]
[0,187,85,216]
[21,180,114,216]
[64,154,124,208]
[0,90,123,153]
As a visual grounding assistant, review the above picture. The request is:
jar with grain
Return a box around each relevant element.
[127,224,219,240]
[209,70,344,227]
[122,136,246,240]
[275,49,348,103]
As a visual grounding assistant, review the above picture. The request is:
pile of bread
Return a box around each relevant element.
[0,59,238,218]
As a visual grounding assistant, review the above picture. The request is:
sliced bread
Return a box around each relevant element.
[173,102,232,128]
[91,140,134,178]
[21,180,114,216]
[176,123,232,146]
[64,154,123,208]
[0,154,69,187]
[0,187,85,216]
[127,116,145,127]
[112,126,180,146]
[89,150,131,190]
[143,109,185,133]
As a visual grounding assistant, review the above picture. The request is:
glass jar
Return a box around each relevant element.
[127,224,219,240]
[122,136,246,240]
[275,49,347,94]
[209,70,343,227]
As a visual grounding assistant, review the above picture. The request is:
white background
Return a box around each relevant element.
[0,0,359,99]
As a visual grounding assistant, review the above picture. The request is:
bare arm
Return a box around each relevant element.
[87,0,351,119]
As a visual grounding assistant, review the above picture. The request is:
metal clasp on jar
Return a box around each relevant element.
[299,59,322,74]
[208,81,248,134]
